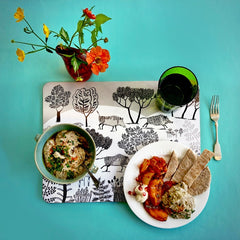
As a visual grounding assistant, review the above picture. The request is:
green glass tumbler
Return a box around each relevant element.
[156,66,198,113]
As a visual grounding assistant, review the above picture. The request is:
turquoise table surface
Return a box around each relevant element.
[1,0,240,239]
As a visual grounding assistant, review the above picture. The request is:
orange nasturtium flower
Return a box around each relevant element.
[43,24,50,39]
[14,7,25,22]
[16,48,25,62]
[83,8,96,19]
[86,46,110,75]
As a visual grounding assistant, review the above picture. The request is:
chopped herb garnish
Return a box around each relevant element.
[43,130,92,181]
[67,170,75,179]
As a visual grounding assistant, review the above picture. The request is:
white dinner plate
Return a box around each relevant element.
[123,140,210,229]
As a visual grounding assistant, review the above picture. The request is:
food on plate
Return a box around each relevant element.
[136,156,167,184]
[188,167,211,196]
[141,172,155,185]
[171,149,197,183]
[131,156,173,221]
[134,184,148,203]
[182,149,214,187]
[148,178,164,206]
[164,151,178,181]
[43,130,92,180]
[162,182,195,219]
[144,200,169,221]
[129,148,214,222]
[139,158,150,173]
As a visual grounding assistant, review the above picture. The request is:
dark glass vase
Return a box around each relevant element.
[55,45,92,82]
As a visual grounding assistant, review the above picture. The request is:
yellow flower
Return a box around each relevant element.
[76,76,84,82]
[14,7,25,22]
[16,48,25,62]
[43,24,50,39]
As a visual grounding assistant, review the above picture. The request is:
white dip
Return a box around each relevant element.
[135,184,148,203]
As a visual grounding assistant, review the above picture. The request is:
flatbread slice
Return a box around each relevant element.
[188,167,211,196]
[171,149,197,183]
[183,149,214,187]
[164,151,179,181]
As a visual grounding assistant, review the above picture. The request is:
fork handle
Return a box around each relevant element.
[214,122,222,160]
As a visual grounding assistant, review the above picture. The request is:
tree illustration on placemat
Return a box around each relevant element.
[118,126,159,155]
[108,176,125,202]
[166,128,184,142]
[191,90,200,120]
[180,90,199,119]
[172,89,200,120]
[72,87,99,127]
[42,178,73,203]
[91,178,112,202]
[42,177,57,203]
[73,187,92,202]
[112,87,155,124]
[45,84,71,122]
[183,120,200,146]
[86,128,112,155]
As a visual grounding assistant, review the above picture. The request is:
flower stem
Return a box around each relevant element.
[26,47,46,54]
[68,30,78,48]
[24,18,46,46]
[12,40,56,51]
[69,16,87,49]
[86,38,104,51]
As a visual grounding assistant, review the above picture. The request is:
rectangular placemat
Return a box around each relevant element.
[42,81,200,203]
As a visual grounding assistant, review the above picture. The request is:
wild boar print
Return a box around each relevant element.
[98,154,130,172]
[97,111,125,131]
[141,114,173,129]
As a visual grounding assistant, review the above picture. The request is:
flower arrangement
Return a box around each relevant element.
[12,7,111,81]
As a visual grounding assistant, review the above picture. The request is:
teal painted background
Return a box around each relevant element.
[1,0,239,239]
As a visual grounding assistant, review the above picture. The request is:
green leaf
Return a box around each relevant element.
[98,25,102,34]
[91,29,97,47]
[71,56,86,72]
[78,31,84,47]
[89,6,95,11]
[71,56,80,73]
[77,20,84,32]
[95,14,111,33]
[59,27,70,44]
[61,53,75,58]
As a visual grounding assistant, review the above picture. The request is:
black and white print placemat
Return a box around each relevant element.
[42,81,200,203]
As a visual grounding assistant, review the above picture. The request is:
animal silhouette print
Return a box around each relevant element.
[141,114,173,129]
[97,154,129,172]
[97,111,125,131]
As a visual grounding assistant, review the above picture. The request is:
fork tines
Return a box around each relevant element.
[210,95,219,114]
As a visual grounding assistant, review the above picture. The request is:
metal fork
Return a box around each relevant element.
[210,95,222,160]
